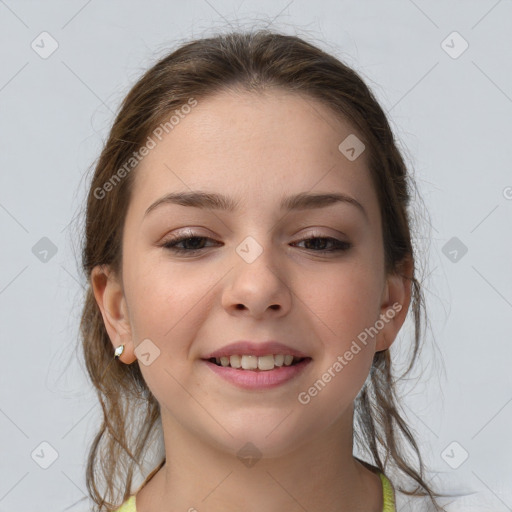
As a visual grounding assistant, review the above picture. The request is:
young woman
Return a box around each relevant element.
[80,30,449,511]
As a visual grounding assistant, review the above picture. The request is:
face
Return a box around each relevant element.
[94,89,409,459]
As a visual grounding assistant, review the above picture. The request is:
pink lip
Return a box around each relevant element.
[203,358,312,390]
[202,340,310,359]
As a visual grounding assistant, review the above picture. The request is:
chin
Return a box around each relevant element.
[203,412,315,461]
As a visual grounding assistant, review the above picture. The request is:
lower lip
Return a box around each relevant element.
[203,358,312,390]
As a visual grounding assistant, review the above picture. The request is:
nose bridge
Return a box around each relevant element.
[230,208,277,262]
[234,229,280,285]
[222,226,292,316]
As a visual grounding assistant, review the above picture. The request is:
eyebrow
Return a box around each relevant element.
[144,190,368,220]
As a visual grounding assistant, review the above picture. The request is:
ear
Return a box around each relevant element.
[90,265,137,364]
[375,255,413,352]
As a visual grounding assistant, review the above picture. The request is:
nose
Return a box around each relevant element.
[221,241,292,320]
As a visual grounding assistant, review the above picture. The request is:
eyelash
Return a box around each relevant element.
[161,233,352,255]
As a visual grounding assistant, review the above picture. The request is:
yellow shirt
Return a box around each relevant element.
[113,472,396,512]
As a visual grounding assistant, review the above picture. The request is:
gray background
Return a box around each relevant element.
[1,1,511,510]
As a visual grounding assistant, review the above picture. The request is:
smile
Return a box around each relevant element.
[203,357,312,390]
[209,354,306,371]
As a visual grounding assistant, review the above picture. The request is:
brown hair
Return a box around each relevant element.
[79,29,443,511]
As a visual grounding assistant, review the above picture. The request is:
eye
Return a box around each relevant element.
[292,236,352,253]
[161,234,220,255]
[161,232,351,256]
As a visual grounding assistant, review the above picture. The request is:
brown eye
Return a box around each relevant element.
[162,234,220,254]
[292,236,352,253]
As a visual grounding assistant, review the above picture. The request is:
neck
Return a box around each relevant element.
[136,405,383,512]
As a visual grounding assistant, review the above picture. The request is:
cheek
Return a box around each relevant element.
[299,287,377,416]
[295,347,372,439]
[124,257,218,357]
[301,260,382,399]
[124,263,211,405]
[306,260,383,341]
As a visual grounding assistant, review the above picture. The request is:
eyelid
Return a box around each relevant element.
[161,227,209,240]
[161,227,348,243]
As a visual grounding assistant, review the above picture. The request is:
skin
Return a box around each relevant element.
[92,89,412,512]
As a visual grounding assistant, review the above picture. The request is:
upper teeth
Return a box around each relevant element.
[215,354,297,370]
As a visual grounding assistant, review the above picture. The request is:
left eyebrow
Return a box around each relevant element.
[144,190,368,221]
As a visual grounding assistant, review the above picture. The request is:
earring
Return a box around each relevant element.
[114,344,125,359]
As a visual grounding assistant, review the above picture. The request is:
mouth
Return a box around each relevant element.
[205,354,311,371]
[202,355,313,390]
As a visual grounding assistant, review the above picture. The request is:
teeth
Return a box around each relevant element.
[241,355,258,370]
[213,354,302,371]
[258,355,275,370]
[274,354,284,366]
[229,355,241,368]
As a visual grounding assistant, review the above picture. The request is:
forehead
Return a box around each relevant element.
[129,89,378,220]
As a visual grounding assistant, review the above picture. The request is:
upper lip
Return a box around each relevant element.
[202,341,310,359]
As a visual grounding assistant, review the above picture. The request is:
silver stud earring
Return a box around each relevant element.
[114,344,125,359]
